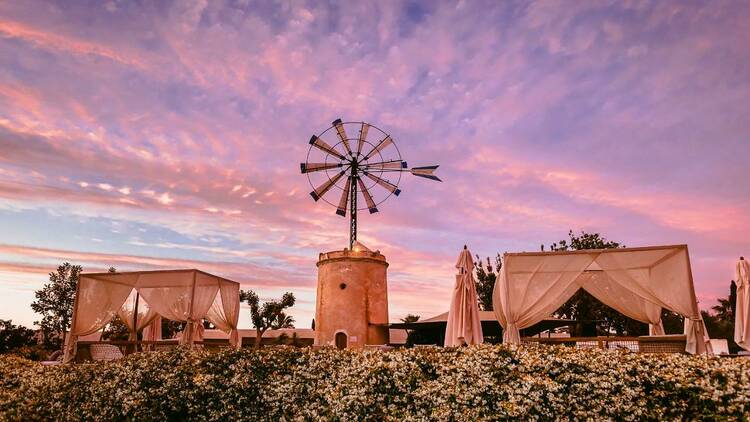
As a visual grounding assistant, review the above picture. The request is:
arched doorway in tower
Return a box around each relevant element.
[335,332,347,349]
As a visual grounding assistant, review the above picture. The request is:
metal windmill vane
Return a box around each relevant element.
[301,118,441,249]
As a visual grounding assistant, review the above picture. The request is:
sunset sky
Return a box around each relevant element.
[1,0,749,329]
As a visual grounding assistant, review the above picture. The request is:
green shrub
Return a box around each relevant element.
[0,345,748,421]
[4,345,51,362]
[0,320,37,354]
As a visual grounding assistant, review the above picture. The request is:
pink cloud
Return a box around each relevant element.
[0,243,310,288]
[0,1,748,328]
[0,19,147,69]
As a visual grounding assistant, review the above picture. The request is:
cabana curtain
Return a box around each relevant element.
[117,290,159,340]
[206,279,241,347]
[141,315,162,349]
[64,269,241,363]
[492,245,711,354]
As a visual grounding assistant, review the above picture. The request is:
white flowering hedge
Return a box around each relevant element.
[1,345,749,421]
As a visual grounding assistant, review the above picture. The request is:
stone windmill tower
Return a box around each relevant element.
[314,242,389,348]
[300,118,440,348]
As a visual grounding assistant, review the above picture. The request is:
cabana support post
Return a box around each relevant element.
[185,270,197,346]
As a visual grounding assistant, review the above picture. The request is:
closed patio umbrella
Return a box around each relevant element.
[735,257,750,351]
[444,246,483,347]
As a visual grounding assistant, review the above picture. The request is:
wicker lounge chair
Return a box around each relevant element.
[638,335,687,354]
[40,350,63,366]
[90,344,124,361]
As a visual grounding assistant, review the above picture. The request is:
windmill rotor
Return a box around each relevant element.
[301,118,441,248]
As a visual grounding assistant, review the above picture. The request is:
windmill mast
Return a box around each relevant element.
[349,173,357,249]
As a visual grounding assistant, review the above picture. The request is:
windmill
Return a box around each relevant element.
[301,118,441,249]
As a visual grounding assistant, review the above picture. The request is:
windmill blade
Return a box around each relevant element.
[309,135,346,160]
[361,160,408,170]
[363,171,400,196]
[310,171,346,201]
[357,177,378,213]
[332,119,352,156]
[356,122,369,157]
[363,135,393,160]
[300,162,343,174]
[410,165,442,182]
[336,177,351,216]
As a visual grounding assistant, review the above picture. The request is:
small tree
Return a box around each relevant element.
[702,282,740,353]
[546,230,622,252]
[102,315,131,341]
[0,319,37,354]
[400,314,432,347]
[239,290,295,348]
[31,263,82,351]
[474,254,501,311]
[712,296,733,322]
[401,314,420,324]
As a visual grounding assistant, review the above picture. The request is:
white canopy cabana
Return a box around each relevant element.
[63,269,241,363]
[492,245,711,354]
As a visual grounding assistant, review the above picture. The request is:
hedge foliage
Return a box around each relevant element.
[1,344,749,421]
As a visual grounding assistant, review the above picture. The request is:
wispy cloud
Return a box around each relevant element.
[0,0,748,327]
[0,19,147,69]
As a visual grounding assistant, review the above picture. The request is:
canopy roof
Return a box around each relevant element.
[390,311,573,339]
[492,245,711,354]
[63,269,241,362]
[394,310,570,325]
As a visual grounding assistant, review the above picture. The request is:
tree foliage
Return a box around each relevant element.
[474,254,501,311]
[401,314,420,324]
[102,315,131,341]
[0,320,36,354]
[701,281,740,353]
[545,230,622,252]
[239,290,295,348]
[31,263,81,350]
[400,314,432,347]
